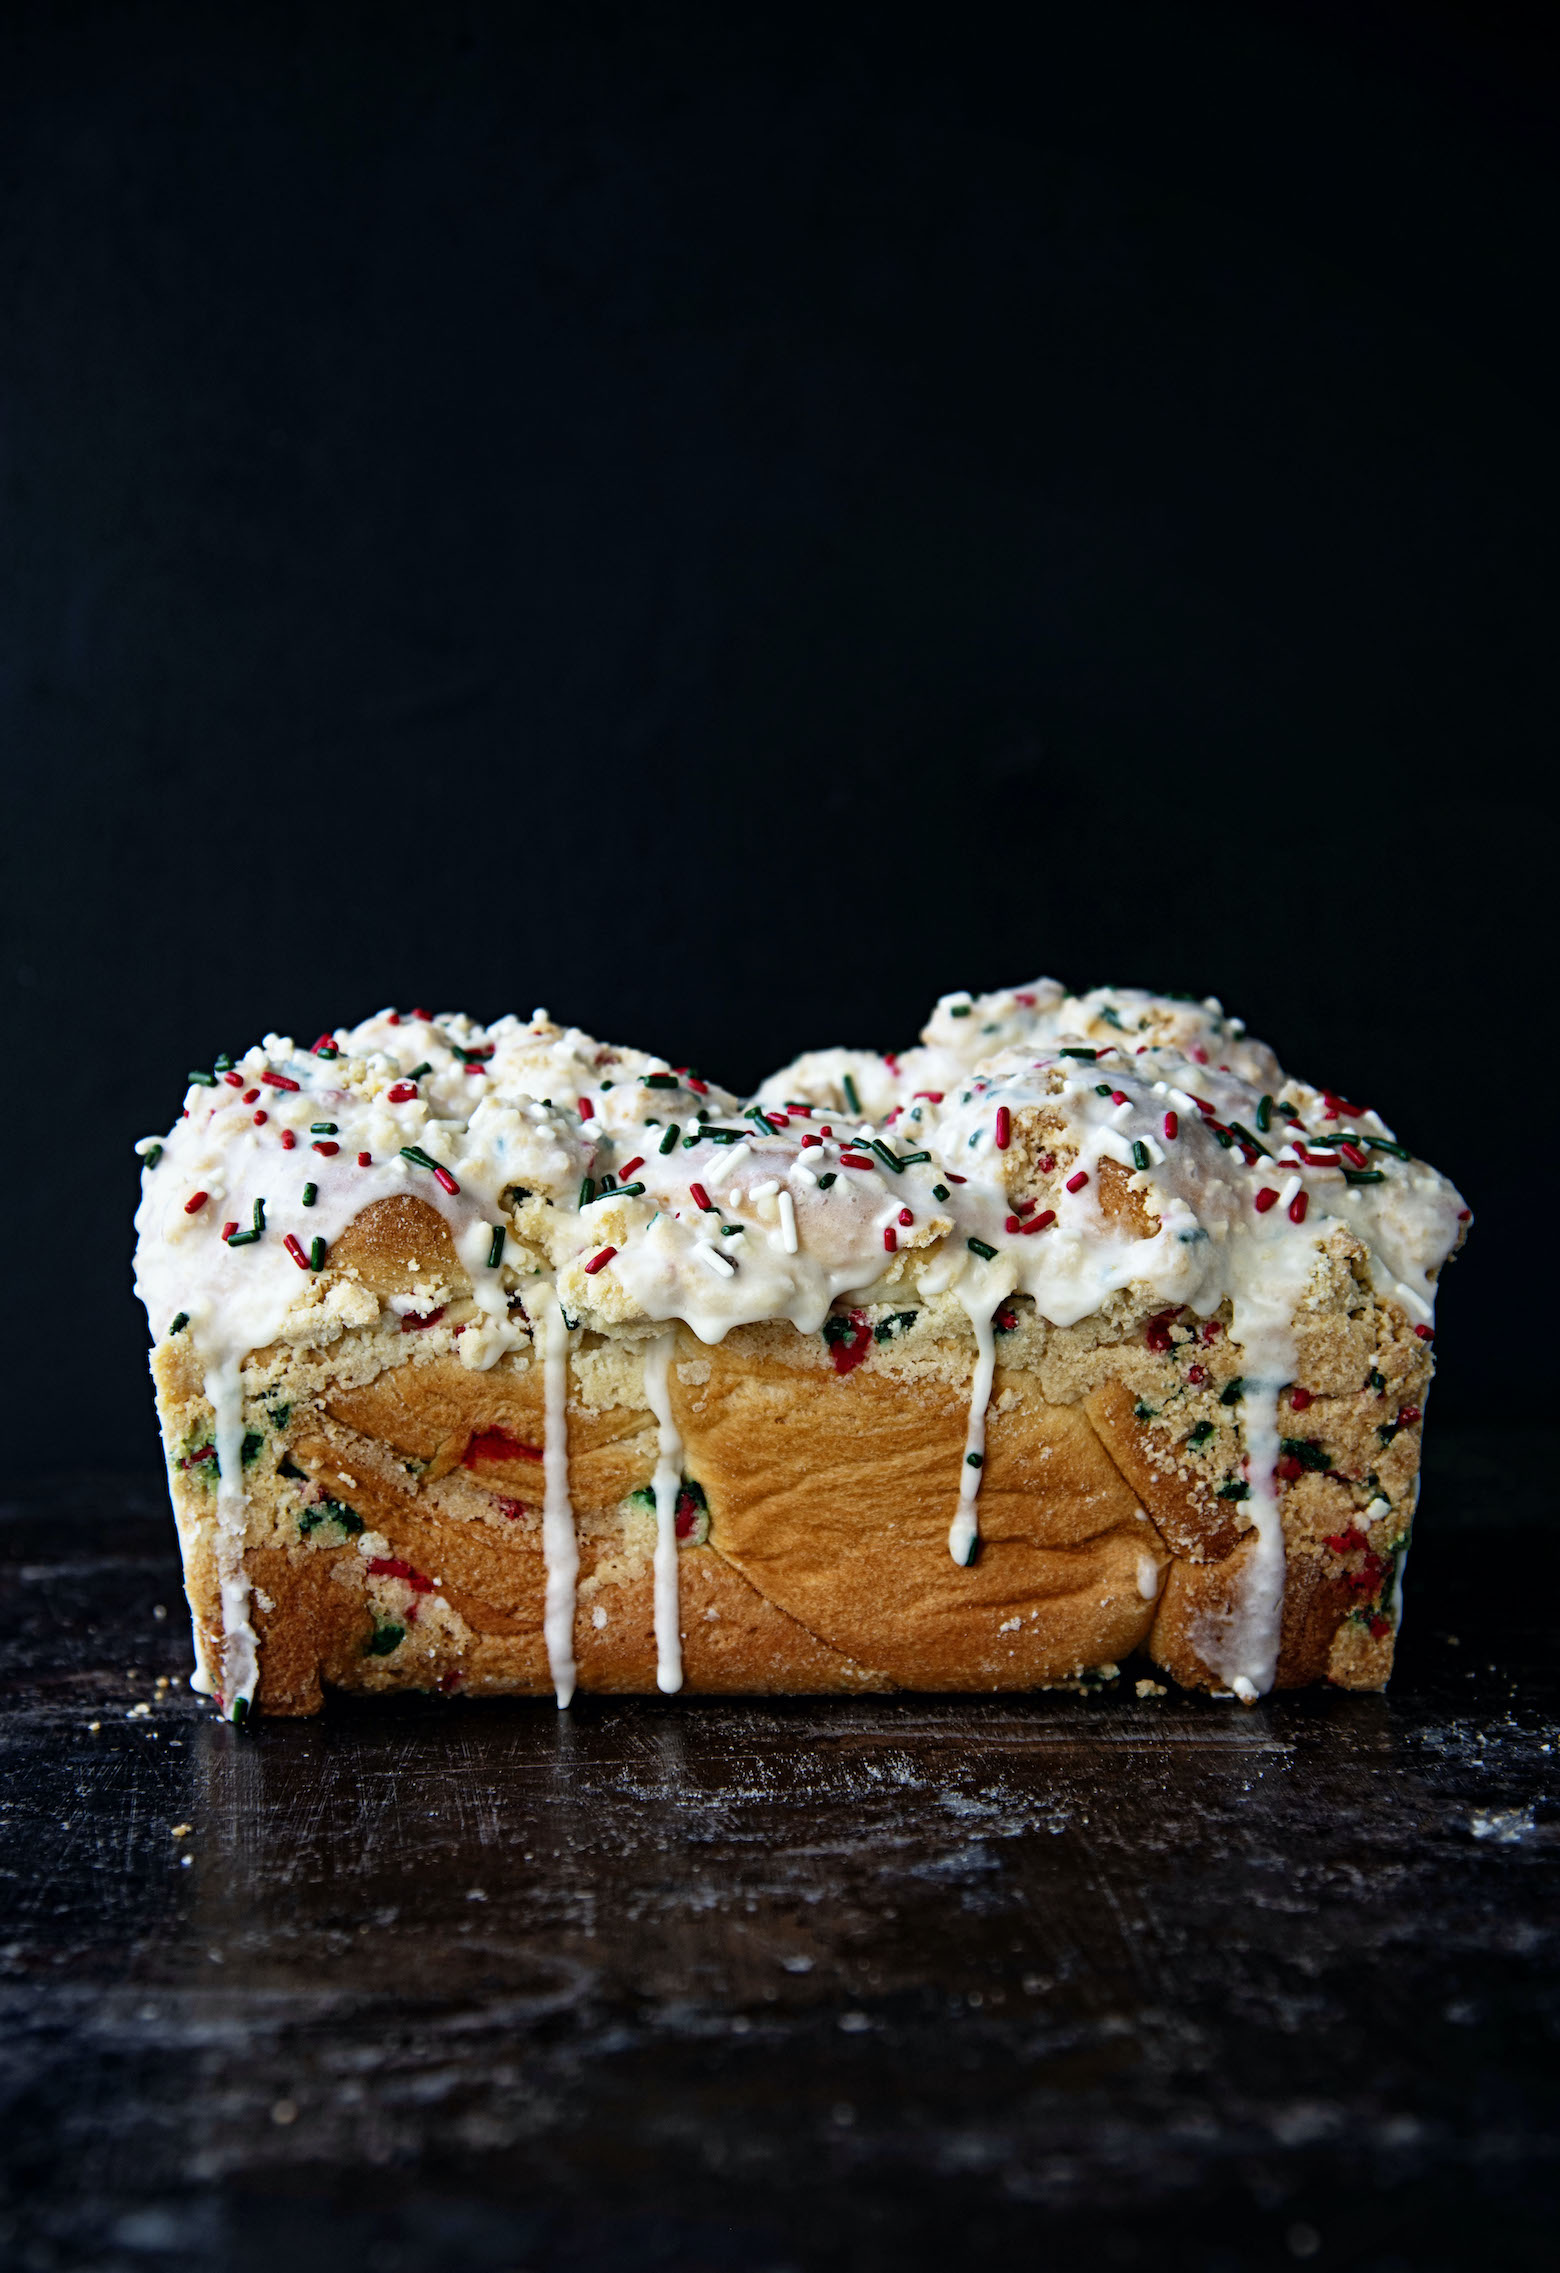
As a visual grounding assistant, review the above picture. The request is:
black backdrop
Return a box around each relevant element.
[2,0,1553,1469]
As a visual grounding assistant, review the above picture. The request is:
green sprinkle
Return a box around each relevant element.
[1227,1122,1271,1158]
[142,1144,163,1170]
[267,1402,292,1429]
[1256,1094,1274,1134]
[364,1623,405,1657]
[1132,1141,1150,1171]
[746,1109,778,1134]
[1099,1006,1125,1030]
[226,1228,261,1247]
[1343,1168,1386,1185]
[700,1127,747,1144]
[1370,1370,1387,1392]
[408,1061,432,1079]
[1367,1138,1411,1160]
[302,1182,318,1207]
[240,1430,265,1466]
[658,1124,680,1154]
[587,1181,645,1203]
[966,1451,984,1468]
[817,1172,837,1189]
[1187,1420,1215,1445]
[682,1134,701,1149]
[1217,1480,1250,1501]
[230,1695,249,1727]
[897,1150,932,1167]
[870,1140,903,1173]
[309,1237,326,1271]
[949,1003,972,1019]
[967,1237,997,1261]
[169,1312,189,1336]
[1220,1378,1245,1406]
[720,1223,744,1235]
[960,1535,980,1565]
[874,1310,917,1343]
[1060,1047,1098,1060]
[214,1054,235,1072]
[842,1074,862,1117]
[643,1072,681,1089]
[1096,1082,1113,1097]
[253,1197,266,1233]
[1133,1401,1157,1421]
[310,1122,338,1135]
[931,1183,951,1202]
[189,1070,217,1086]
[487,1226,506,1269]
[579,1177,595,1210]
[1210,1125,1235,1149]
[400,1145,437,1171]
[1280,1437,1330,1471]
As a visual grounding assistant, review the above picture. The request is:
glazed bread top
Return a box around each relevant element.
[133,980,1468,1703]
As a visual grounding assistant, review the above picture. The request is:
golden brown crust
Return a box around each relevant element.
[1083,1378,1244,1561]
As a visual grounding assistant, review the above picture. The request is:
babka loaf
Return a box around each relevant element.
[132,980,1468,1718]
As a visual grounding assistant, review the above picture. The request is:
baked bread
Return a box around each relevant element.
[132,982,1468,1718]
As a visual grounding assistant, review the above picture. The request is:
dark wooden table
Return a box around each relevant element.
[1,1430,1555,2272]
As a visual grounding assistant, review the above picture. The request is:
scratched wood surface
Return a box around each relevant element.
[1,1429,1556,2273]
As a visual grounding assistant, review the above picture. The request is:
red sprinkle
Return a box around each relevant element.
[400,1306,446,1332]
[261,1071,300,1091]
[1290,1387,1314,1411]
[819,1126,833,1138]
[801,1133,823,1147]
[281,1129,297,1150]
[768,1110,790,1126]
[1202,1320,1221,1343]
[1021,1209,1055,1233]
[312,1033,336,1054]
[584,1246,616,1275]
[946,1173,967,1184]
[431,1165,459,1196]
[412,1006,431,1021]
[386,1082,418,1103]
[1191,1045,1209,1065]
[388,1012,401,1025]
[223,1071,244,1088]
[883,1227,897,1252]
[687,1078,709,1096]
[495,1499,527,1520]
[242,1088,260,1103]
[1322,1091,1363,1120]
[252,1111,268,1127]
[898,1207,913,1226]
[221,1221,239,1242]
[1254,1188,1279,1213]
[1277,1455,1305,1482]
[1458,1209,1471,1222]
[1110,1090,1128,1106]
[1414,1325,1435,1342]
[1145,1308,1181,1353]
[839,1152,875,1171]
[829,1309,873,1375]
[912,1090,945,1102]
[1289,1191,1309,1225]
[994,1106,1011,1150]
[1005,1215,1022,1234]
[357,1152,371,1167]
[1367,1613,1391,1640]
[1187,1364,1207,1386]
[1338,1142,1368,1169]
[464,1429,543,1467]
[578,1097,594,1121]
[689,1183,714,1212]
[368,1556,434,1593]
[284,1233,310,1271]
[313,1140,340,1156]
[1036,1154,1055,1175]
[184,1191,208,1214]
[619,1156,645,1180]
[1397,1405,1422,1427]
[1065,1170,1089,1194]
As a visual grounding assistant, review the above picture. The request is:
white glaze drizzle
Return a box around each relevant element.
[948,1292,1000,1568]
[642,1332,685,1695]
[535,1287,579,1709]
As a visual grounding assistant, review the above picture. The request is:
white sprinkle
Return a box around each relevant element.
[777,1190,798,1253]
[695,1243,736,1279]
[1277,1175,1302,1212]
[750,1180,780,1202]
[708,1141,750,1185]
[1108,1100,1133,1129]
[791,1163,818,1188]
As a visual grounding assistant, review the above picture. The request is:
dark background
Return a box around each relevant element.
[2,0,1554,1466]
